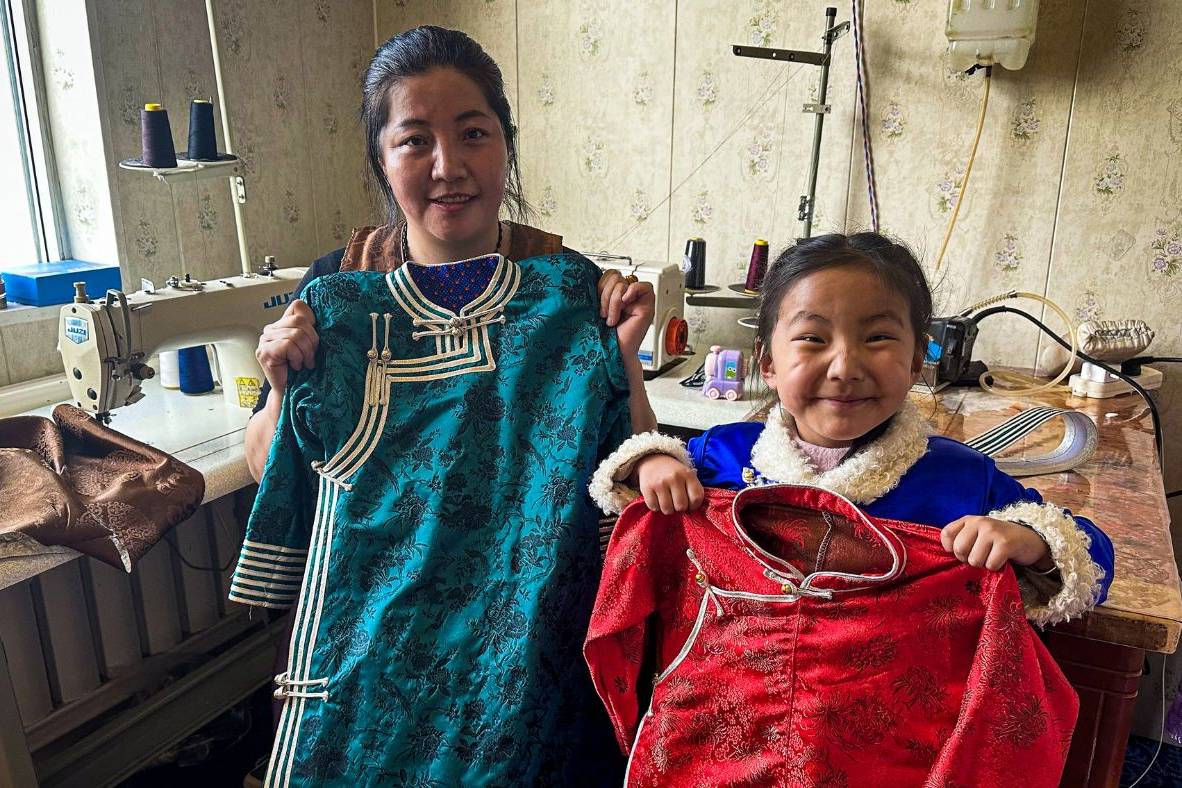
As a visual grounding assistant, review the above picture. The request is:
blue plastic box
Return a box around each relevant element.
[1,260,122,306]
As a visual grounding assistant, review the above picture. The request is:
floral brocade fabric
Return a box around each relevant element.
[234,251,631,786]
[584,485,1079,787]
[0,404,204,570]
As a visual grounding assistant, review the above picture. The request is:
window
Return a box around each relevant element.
[1,0,64,272]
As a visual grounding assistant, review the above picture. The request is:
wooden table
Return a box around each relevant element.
[916,386,1181,787]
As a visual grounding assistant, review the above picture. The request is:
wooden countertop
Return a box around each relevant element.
[914,385,1180,653]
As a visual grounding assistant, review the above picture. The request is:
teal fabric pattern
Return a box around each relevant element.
[230,252,631,786]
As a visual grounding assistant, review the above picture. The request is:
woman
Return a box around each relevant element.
[245,40,655,476]
[236,25,655,786]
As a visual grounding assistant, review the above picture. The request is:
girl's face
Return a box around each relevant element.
[380,67,508,261]
[759,265,923,448]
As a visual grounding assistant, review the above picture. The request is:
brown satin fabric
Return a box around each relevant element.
[339,221,564,272]
[0,405,205,571]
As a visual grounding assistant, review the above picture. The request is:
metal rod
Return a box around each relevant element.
[128,567,150,658]
[0,636,39,788]
[204,0,252,277]
[164,531,191,640]
[28,577,62,708]
[731,44,827,67]
[802,6,838,240]
[204,505,227,619]
[77,560,109,683]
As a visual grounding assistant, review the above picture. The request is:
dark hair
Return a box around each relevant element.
[361,26,530,224]
[754,232,933,363]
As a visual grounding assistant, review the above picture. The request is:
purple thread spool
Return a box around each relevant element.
[140,103,177,168]
[744,239,770,294]
[186,99,218,161]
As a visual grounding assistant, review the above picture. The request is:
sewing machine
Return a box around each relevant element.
[593,258,689,376]
[58,268,306,419]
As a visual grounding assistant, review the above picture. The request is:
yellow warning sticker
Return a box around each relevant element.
[236,376,262,409]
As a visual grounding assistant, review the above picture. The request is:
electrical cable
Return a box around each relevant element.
[1127,652,1167,787]
[166,535,235,574]
[972,305,1163,467]
[606,61,805,250]
[934,66,991,272]
[850,0,879,231]
[679,362,706,388]
[958,291,1077,397]
[1129,356,1182,365]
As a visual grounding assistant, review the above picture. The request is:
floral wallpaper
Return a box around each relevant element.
[375,0,1182,612]
[9,1,1181,546]
[0,0,1174,742]
[92,0,374,289]
[0,0,375,388]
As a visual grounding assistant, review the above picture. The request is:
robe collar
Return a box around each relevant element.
[746,400,931,504]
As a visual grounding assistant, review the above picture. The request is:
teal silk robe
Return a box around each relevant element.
[230,252,630,786]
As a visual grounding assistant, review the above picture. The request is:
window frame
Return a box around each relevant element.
[2,0,67,265]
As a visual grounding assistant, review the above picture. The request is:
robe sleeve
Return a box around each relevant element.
[228,288,326,610]
[981,457,1114,626]
[228,379,320,609]
[594,330,634,471]
[588,431,691,515]
[584,500,675,754]
[929,572,1078,784]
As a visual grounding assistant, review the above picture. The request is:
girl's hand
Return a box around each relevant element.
[597,270,656,358]
[635,454,704,514]
[255,298,319,393]
[941,516,1053,572]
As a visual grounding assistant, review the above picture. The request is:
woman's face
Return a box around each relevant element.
[380,67,508,261]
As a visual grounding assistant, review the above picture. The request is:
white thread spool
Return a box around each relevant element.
[158,350,180,389]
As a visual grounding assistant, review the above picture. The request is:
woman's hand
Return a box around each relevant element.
[941,516,1053,572]
[255,298,319,394]
[597,270,655,359]
[635,454,705,514]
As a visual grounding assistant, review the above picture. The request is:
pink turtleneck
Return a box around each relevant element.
[786,422,850,473]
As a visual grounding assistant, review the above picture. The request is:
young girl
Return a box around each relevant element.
[590,232,1113,625]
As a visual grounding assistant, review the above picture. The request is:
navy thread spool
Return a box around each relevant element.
[186,99,218,161]
[743,239,770,294]
[178,345,215,394]
[140,103,177,168]
[683,237,707,290]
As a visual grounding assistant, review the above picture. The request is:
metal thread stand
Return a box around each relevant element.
[118,1,253,279]
[734,6,849,240]
[687,7,849,313]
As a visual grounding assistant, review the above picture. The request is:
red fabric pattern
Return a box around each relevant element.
[584,485,1078,787]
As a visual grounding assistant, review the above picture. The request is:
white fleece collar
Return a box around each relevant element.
[747,400,932,504]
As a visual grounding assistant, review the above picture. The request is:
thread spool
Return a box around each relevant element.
[186,99,218,161]
[178,345,214,394]
[744,239,770,294]
[683,237,707,290]
[158,350,180,389]
[140,103,177,168]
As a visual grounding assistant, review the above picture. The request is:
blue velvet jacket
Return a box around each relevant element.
[686,410,1114,610]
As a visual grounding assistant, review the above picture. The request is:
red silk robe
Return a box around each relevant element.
[584,485,1078,787]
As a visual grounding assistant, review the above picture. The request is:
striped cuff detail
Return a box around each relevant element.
[599,516,616,560]
[227,539,307,609]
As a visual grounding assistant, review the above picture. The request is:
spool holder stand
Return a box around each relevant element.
[116,0,257,279]
[686,7,848,317]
